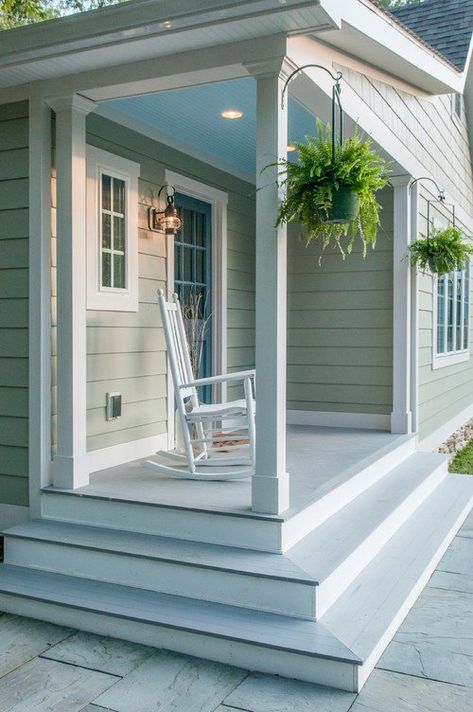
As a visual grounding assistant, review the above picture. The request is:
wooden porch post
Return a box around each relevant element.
[391,174,414,434]
[48,95,96,489]
[250,60,290,514]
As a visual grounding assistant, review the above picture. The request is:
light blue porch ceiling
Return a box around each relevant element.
[106,78,316,179]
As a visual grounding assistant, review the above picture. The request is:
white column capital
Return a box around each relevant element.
[47,93,97,116]
[390,174,413,189]
[244,56,292,82]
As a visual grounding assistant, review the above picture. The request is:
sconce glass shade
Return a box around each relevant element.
[156,196,183,235]
[149,186,183,235]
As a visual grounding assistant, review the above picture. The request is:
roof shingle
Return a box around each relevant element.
[391,0,473,71]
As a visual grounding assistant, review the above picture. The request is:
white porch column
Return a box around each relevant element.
[48,95,96,489]
[391,175,413,434]
[251,62,290,514]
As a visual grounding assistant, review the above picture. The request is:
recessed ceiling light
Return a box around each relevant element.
[221,109,243,120]
[160,20,172,28]
[287,144,297,152]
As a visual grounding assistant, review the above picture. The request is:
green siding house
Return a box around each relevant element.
[0,0,472,694]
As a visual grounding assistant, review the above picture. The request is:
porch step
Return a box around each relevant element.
[2,520,318,620]
[4,451,447,621]
[321,473,473,689]
[288,451,447,617]
[0,564,361,692]
[0,474,471,693]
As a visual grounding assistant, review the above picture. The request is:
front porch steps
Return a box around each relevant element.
[3,451,448,621]
[0,474,471,692]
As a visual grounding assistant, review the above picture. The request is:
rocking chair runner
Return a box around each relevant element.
[145,290,256,480]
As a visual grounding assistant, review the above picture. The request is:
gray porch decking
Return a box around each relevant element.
[72,426,405,517]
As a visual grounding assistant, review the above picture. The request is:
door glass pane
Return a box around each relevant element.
[437,276,445,353]
[195,249,204,284]
[195,212,204,246]
[183,247,192,282]
[102,174,111,211]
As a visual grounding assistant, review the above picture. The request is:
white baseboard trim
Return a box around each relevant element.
[287,410,391,431]
[0,504,29,530]
[87,433,169,473]
[418,401,473,452]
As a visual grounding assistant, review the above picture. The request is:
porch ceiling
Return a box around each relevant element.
[103,78,316,179]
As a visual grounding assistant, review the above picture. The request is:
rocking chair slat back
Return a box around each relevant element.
[158,290,197,402]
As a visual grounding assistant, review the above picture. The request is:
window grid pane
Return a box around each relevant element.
[100,173,127,290]
[436,268,469,358]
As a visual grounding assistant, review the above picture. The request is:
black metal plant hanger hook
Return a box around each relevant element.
[281,64,344,164]
[409,176,455,238]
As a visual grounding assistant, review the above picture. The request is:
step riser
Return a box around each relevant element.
[282,438,416,551]
[315,460,448,618]
[41,493,283,553]
[0,594,359,692]
[4,538,317,620]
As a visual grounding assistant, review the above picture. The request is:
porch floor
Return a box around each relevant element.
[76,425,405,518]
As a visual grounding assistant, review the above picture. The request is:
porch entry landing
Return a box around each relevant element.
[79,425,403,517]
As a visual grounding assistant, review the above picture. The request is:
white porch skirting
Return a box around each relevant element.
[287,410,391,431]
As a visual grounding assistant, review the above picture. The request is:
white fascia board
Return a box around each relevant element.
[313,1,464,95]
[0,0,337,68]
[287,36,473,235]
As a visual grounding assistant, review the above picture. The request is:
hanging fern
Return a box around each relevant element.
[409,225,473,274]
[276,120,389,257]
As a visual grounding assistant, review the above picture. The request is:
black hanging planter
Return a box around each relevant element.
[324,186,360,224]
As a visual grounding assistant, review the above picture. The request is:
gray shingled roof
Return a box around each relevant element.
[391,0,473,71]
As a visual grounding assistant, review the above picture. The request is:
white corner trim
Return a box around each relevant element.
[287,410,391,431]
[165,169,228,404]
[86,145,140,312]
[0,504,29,530]
[87,433,168,473]
[418,401,473,452]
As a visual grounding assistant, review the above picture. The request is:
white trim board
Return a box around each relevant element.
[418,401,473,452]
[87,433,168,473]
[165,169,229,407]
[287,410,391,431]
[0,504,29,531]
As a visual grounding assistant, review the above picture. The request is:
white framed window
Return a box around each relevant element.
[86,146,140,311]
[433,267,470,369]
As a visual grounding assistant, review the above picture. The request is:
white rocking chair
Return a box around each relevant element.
[145,290,255,480]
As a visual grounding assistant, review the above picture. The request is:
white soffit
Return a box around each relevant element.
[0,0,339,89]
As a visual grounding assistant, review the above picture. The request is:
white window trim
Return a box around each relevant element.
[86,145,140,311]
[432,270,470,370]
[164,170,228,449]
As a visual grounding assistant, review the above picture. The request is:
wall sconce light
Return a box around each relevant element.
[149,185,183,235]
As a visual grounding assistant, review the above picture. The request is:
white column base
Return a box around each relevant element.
[252,472,290,515]
[53,454,89,490]
[391,410,413,435]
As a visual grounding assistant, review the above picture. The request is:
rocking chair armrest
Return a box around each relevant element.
[179,370,256,389]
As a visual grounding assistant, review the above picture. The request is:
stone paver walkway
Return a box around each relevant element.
[0,510,472,711]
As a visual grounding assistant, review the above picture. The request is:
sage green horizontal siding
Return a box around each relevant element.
[79,114,255,452]
[417,191,473,441]
[0,100,29,506]
[341,65,473,216]
[287,186,393,415]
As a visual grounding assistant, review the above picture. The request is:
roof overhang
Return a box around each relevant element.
[0,0,339,90]
[312,1,465,95]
